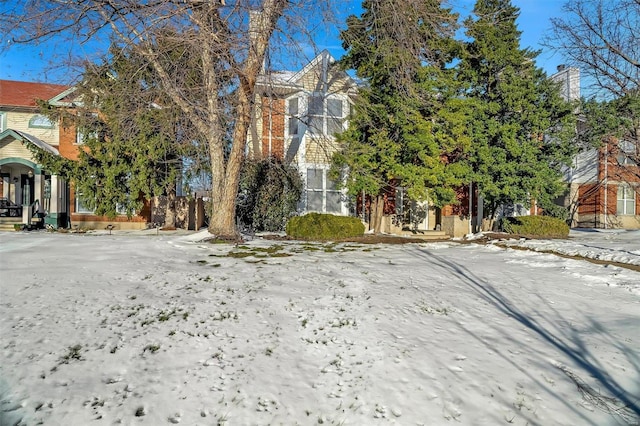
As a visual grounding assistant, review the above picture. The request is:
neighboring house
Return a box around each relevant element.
[552,67,640,229]
[0,80,72,229]
[0,79,151,230]
[249,50,357,216]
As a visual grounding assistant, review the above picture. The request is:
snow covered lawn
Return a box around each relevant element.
[1,230,639,425]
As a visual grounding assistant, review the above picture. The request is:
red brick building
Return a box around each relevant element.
[0,79,150,230]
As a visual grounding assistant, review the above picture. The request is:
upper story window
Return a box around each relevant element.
[76,112,99,145]
[306,94,346,137]
[0,112,6,132]
[287,97,300,137]
[29,114,55,129]
[616,140,637,166]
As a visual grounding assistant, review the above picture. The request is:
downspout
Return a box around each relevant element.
[468,182,473,234]
[268,98,273,157]
[604,144,608,229]
[425,189,429,231]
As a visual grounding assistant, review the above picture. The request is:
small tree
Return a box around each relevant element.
[545,0,639,99]
[547,0,639,194]
[236,157,303,232]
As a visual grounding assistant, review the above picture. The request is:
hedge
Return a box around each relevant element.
[501,215,569,238]
[286,213,365,240]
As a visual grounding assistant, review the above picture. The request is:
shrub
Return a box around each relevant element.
[286,213,365,240]
[501,215,569,238]
[236,157,303,232]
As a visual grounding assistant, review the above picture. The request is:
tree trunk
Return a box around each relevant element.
[370,194,385,233]
[164,187,177,229]
[482,207,497,231]
[206,0,287,240]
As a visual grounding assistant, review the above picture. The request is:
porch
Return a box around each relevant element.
[0,129,68,230]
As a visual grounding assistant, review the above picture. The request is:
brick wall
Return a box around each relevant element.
[261,97,285,160]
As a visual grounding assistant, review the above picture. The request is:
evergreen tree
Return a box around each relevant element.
[332,0,471,232]
[31,44,190,223]
[459,0,577,224]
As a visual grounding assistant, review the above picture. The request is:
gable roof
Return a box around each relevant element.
[289,50,335,83]
[0,79,70,108]
[256,50,357,96]
[0,129,60,155]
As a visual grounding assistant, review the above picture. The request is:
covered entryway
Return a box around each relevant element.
[0,129,68,229]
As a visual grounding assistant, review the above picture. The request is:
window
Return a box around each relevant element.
[0,112,6,132]
[115,203,129,215]
[75,193,95,214]
[306,95,345,136]
[616,140,637,166]
[76,112,100,144]
[29,114,54,129]
[306,168,342,214]
[287,97,300,137]
[617,185,636,215]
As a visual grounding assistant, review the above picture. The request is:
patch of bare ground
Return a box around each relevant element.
[261,233,446,244]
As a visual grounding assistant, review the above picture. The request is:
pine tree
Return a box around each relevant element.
[332,0,471,232]
[31,44,189,223]
[459,0,577,225]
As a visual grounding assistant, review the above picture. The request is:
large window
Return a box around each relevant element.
[617,184,636,215]
[306,168,342,214]
[306,95,345,137]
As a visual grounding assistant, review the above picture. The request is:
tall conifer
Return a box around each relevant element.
[459,0,577,223]
[333,0,471,231]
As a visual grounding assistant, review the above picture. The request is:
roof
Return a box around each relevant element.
[0,79,70,108]
[0,129,60,155]
[256,50,358,96]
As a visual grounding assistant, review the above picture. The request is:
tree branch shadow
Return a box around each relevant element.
[409,247,640,424]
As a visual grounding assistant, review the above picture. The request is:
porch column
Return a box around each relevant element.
[49,175,59,213]
[1,175,8,198]
[34,172,44,213]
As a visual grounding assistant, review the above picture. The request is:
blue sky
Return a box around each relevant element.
[0,0,566,84]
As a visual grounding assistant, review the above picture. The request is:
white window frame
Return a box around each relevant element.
[76,112,99,145]
[28,114,55,129]
[305,93,347,137]
[0,112,6,133]
[616,184,636,215]
[287,97,300,138]
[305,167,343,214]
[75,192,95,214]
[616,140,637,166]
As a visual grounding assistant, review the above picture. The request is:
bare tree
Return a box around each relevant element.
[2,0,333,239]
[545,0,639,98]
[547,0,640,222]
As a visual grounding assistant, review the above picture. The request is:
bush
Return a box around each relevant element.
[501,215,569,238]
[236,157,303,232]
[286,213,365,240]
